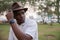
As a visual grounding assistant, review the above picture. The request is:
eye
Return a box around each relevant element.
[21,12,25,14]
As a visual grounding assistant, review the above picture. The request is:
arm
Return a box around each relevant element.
[6,11,32,40]
[10,21,32,40]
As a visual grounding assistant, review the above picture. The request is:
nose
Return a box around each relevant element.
[17,14,24,19]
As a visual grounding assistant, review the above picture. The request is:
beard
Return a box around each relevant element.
[17,19,25,25]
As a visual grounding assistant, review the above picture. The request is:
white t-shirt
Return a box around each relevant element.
[8,18,38,40]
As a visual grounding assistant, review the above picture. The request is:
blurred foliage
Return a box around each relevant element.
[0,0,60,16]
[0,0,26,13]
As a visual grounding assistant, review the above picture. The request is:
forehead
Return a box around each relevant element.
[13,10,25,16]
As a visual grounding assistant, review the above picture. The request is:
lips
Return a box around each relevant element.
[17,19,24,22]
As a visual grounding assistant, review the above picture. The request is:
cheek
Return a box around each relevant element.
[15,16,25,20]
[14,14,25,20]
[20,14,25,19]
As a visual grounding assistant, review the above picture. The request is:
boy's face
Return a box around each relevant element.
[14,10,25,25]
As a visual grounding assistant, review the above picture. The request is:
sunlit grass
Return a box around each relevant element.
[0,23,60,40]
[38,23,60,40]
[0,24,9,40]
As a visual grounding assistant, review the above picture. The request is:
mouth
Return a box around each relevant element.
[17,19,24,23]
[17,20,24,25]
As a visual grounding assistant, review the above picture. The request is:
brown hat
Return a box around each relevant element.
[12,2,28,12]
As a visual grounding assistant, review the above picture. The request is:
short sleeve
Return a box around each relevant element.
[25,20,38,40]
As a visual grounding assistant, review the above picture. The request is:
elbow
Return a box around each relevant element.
[18,36,33,40]
[18,37,32,40]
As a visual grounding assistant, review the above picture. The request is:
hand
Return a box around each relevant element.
[6,10,14,21]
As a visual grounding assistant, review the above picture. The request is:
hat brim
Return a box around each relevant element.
[13,8,28,12]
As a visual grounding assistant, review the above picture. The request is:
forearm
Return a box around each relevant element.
[6,10,32,40]
[10,22,32,40]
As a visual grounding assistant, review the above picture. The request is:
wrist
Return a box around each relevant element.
[9,19,15,24]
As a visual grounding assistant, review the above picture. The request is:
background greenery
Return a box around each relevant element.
[0,0,60,23]
[0,0,60,40]
[0,23,60,40]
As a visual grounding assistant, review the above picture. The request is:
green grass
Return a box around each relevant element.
[0,24,9,40]
[38,23,60,40]
[0,23,60,40]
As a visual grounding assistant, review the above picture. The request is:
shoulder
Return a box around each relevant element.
[25,18,37,24]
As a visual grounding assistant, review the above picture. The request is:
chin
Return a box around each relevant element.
[17,21,24,25]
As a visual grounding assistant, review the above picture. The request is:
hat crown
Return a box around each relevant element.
[12,2,22,10]
[11,2,28,12]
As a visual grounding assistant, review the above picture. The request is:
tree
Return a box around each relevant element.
[0,0,26,13]
[56,0,60,23]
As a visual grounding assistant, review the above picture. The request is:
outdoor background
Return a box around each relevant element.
[0,0,60,40]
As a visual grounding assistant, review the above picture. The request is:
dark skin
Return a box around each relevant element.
[13,10,25,25]
[6,10,32,40]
